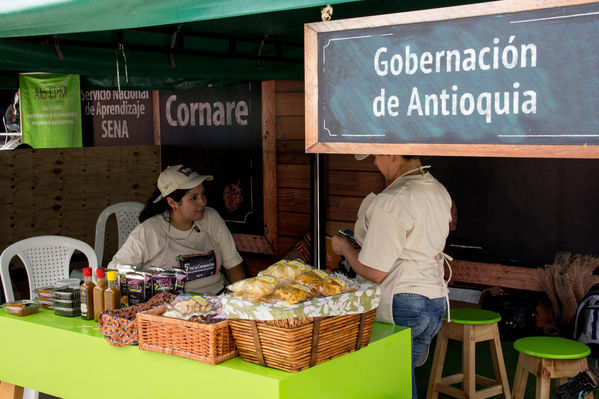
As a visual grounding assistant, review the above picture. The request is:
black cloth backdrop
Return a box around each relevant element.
[431,157,599,267]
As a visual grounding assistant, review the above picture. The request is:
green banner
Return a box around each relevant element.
[20,73,82,148]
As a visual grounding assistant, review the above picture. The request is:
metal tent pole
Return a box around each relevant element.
[311,153,326,269]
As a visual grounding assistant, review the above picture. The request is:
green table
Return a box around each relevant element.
[0,308,412,399]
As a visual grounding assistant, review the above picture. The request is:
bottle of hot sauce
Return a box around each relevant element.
[93,268,107,321]
[104,271,121,311]
[80,267,95,320]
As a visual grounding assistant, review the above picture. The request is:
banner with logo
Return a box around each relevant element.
[81,89,154,146]
[20,73,82,148]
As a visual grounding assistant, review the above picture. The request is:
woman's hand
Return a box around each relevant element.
[331,234,388,283]
[331,234,352,257]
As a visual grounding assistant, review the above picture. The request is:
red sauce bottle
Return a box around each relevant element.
[93,269,107,321]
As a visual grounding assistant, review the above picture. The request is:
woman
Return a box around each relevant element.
[109,165,246,294]
[331,154,452,399]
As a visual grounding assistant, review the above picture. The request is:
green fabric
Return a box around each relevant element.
[20,73,82,148]
[514,336,591,359]
[0,0,358,38]
[448,308,501,324]
[0,38,303,88]
[223,281,381,320]
[0,0,482,89]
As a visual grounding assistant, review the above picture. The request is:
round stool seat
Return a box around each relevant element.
[448,308,501,325]
[514,336,590,359]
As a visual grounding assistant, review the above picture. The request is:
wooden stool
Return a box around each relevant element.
[512,336,592,399]
[426,308,511,399]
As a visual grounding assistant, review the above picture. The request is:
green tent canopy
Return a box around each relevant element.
[0,0,482,89]
[0,0,359,38]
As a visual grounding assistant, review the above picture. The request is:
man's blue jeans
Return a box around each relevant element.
[393,293,446,399]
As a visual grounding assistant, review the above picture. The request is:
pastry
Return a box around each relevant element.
[274,284,313,304]
[258,260,312,286]
[228,275,277,302]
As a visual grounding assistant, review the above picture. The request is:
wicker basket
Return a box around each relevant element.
[98,292,176,347]
[137,305,238,365]
[228,308,377,372]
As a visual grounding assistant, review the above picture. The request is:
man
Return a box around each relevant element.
[4,90,20,132]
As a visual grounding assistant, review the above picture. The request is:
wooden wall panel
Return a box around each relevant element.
[275,81,304,92]
[276,141,308,165]
[0,146,160,265]
[278,188,311,213]
[276,116,305,141]
[275,92,305,117]
[278,211,311,237]
[277,163,310,189]
[327,154,379,172]
[326,170,384,197]
[326,195,362,222]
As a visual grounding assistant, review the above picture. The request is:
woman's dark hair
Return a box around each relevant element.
[139,188,189,223]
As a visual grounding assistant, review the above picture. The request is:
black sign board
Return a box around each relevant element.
[159,82,264,236]
[305,0,599,158]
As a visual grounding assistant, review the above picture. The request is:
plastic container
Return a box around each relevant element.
[54,306,81,317]
[34,280,80,309]
[54,287,81,301]
[35,286,56,309]
[4,300,40,316]
[54,298,78,308]
[56,278,81,288]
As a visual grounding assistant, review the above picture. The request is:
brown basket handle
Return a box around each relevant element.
[309,318,322,367]
[355,312,367,350]
[250,320,265,367]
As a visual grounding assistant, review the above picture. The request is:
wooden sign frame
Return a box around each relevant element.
[305,0,599,158]
[232,81,277,254]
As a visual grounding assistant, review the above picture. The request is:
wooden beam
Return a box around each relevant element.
[448,258,599,293]
[448,259,546,292]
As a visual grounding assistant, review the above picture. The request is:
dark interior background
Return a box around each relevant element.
[431,156,599,267]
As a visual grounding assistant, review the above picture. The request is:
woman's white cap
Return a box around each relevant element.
[354,154,370,161]
[153,165,213,203]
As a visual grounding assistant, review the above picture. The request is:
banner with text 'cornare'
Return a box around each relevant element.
[20,73,82,148]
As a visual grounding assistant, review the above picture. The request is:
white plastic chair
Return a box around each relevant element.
[0,235,98,303]
[94,201,144,266]
[0,236,97,399]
